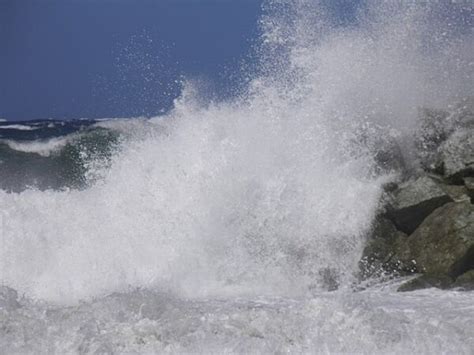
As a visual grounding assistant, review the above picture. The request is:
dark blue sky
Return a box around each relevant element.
[1,1,471,121]
[0,0,263,120]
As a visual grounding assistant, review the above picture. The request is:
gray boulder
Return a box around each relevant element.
[359,217,409,279]
[434,129,474,182]
[440,184,471,203]
[394,202,474,279]
[373,139,406,175]
[415,97,474,172]
[415,108,450,171]
[464,177,474,190]
[385,176,452,234]
[464,177,474,202]
[453,270,474,290]
[398,274,453,292]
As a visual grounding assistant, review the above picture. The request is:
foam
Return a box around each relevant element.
[0,124,39,131]
[0,0,472,305]
[0,136,73,157]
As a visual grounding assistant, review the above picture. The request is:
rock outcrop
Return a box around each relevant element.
[453,270,474,290]
[415,97,474,173]
[440,184,471,203]
[361,97,474,291]
[385,176,452,234]
[464,177,474,202]
[359,217,408,279]
[398,274,453,292]
[394,202,474,278]
[434,130,474,182]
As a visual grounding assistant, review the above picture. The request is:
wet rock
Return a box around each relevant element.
[415,97,474,172]
[434,130,474,182]
[394,202,474,278]
[463,177,474,202]
[385,176,452,234]
[415,108,450,171]
[373,140,406,175]
[381,181,399,193]
[397,274,453,292]
[0,286,21,311]
[417,108,450,142]
[359,217,408,279]
[464,177,474,189]
[361,99,474,290]
[453,270,474,290]
[440,184,471,203]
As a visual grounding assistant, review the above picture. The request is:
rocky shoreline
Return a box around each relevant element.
[360,97,474,291]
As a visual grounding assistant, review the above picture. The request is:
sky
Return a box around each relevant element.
[0,0,263,121]
[1,1,472,121]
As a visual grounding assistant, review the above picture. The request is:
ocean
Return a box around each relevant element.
[1,0,473,353]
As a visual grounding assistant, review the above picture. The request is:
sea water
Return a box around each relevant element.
[1,1,473,353]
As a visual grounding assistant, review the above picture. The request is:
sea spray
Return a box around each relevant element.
[1,1,474,353]
[0,89,384,303]
[1,0,473,304]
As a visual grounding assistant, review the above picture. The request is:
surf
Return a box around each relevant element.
[1,1,473,353]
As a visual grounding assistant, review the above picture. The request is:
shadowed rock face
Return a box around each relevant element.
[453,270,474,290]
[359,217,409,279]
[441,184,471,203]
[394,202,474,278]
[385,176,452,234]
[464,177,474,203]
[464,177,474,190]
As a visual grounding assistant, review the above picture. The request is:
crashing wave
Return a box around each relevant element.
[0,1,473,353]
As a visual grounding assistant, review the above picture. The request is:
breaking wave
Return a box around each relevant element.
[1,0,472,303]
[0,1,473,353]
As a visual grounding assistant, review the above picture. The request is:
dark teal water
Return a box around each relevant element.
[0,120,120,192]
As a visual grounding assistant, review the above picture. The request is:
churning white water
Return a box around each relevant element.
[1,1,473,353]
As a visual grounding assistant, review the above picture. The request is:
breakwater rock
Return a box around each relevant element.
[361,97,474,291]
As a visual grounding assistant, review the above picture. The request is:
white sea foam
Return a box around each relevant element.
[0,1,473,353]
[2,284,474,354]
[0,88,386,302]
[1,0,472,304]
[0,136,73,157]
[0,124,39,131]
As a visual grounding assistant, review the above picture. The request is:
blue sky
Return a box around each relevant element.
[1,0,263,120]
[7,1,469,122]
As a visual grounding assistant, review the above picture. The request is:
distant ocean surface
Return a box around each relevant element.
[0,119,121,192]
